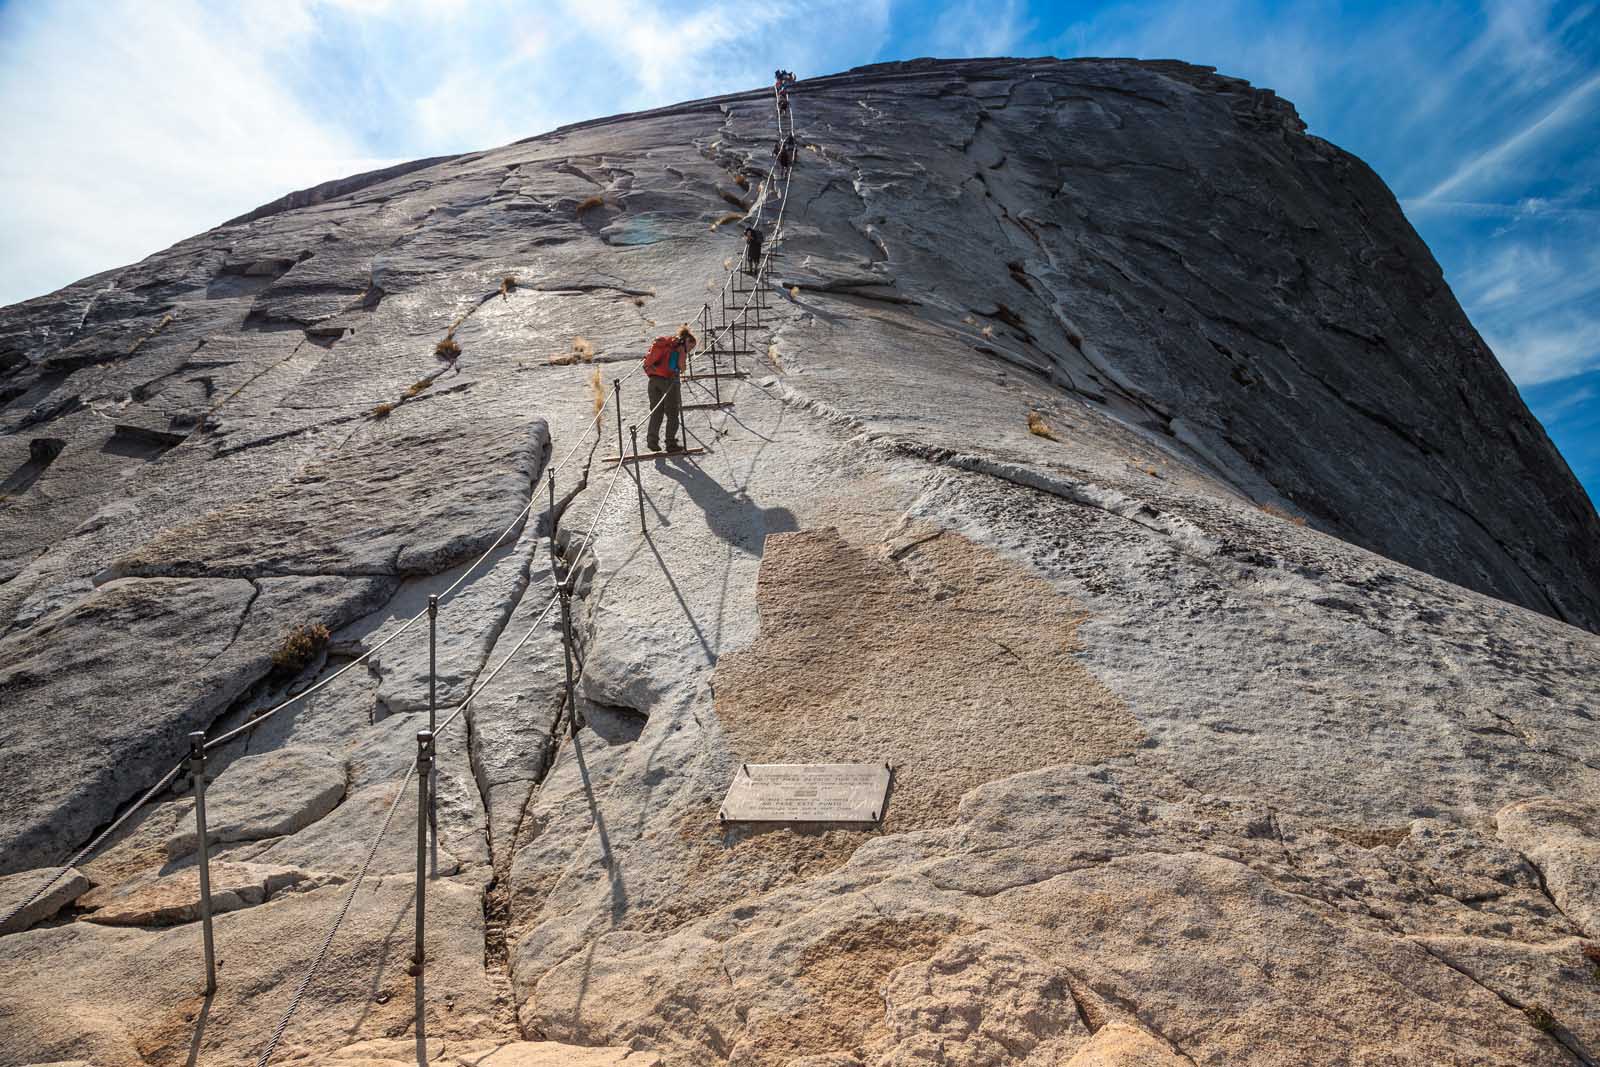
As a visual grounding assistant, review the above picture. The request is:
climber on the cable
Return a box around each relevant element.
[742,225,765,276]
[645,325,696,454]
[774,135,796,170]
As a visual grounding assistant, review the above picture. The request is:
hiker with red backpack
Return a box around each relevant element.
[645,325,697,453]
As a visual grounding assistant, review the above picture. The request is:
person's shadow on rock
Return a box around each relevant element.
[657,455,797,553]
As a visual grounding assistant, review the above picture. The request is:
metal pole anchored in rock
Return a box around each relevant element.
[630,426,646,533]
[426,592,439,878]
[711,351,723,407]
[558,589,580,738]
[413,730,433,976]
[188,731,217,995]
[612,379,624,461]
[547,469,562,586]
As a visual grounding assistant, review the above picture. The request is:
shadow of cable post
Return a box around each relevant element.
[184,990,214,1067]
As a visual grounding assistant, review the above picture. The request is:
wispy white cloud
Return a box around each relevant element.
[1484,317,1600,385]
[1420,70,1600,202]
[926,0,1035,59]
[0,0,390,305]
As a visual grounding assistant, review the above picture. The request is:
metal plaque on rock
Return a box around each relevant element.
[719,763,892,824]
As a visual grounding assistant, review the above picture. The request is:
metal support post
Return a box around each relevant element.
[413,730,433,973]
[427,595,438,733]
[426,593,439,876]
[630,426,646,532]
[188,732,217,994]
[547,470,561,587]
[711,352,723,406]
[612,379,624,460]
[558,590,579,737]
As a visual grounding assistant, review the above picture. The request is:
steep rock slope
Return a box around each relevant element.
[1,58,1597,1067]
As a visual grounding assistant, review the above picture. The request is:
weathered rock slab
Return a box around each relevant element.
[0,867,93,935]
[166,746,345,859]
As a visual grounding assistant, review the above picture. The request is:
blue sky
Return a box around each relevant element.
[1,0,1597,499]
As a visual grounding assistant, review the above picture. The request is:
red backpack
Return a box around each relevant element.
[645,336,680,377]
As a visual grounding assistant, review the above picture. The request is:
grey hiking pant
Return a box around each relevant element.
[647,375,681,450]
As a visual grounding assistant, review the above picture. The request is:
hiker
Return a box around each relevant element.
[774,135,796,169]
[773,70,795,91]
[743,225,765,275]
[645,325,696,453]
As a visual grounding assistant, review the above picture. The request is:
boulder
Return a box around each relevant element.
[0,867,93,935]
[165,747,346,859]
[79,861,321,926]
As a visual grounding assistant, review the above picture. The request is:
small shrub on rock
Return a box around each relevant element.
[273,623,330,673]
[1260,503,1308,526]
[1524,1005,1556,1032]
[371,402,395,419]
[500,275,517,298]
[576,195,605,216]
[710,212,745,231]
[1027,412,1060,442]
[435,337,461,361]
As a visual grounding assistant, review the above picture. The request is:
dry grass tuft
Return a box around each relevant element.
[1027,411,1060,442]
[1143,465,1160,478]
[734,174,749,189]
[962,314,976,326]
[588,368,605,416]
[723,257,734,271]
[435,337,461,360]
[789,285,801,299]
[710,211,745,231]
[632,296,646,307]
[273,623,330,673]
[767,341,784,373]
[980,325,994,338]
[576,194,606,216]
[1260,503,1308,526]
[371,402,395,419]
[499,275,517,298]
[550,337,596,366]
[404,379,433,399]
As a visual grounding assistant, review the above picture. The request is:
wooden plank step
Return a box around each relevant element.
[603,446,707,466]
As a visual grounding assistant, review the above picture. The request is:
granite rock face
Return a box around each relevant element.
[1,57,1597,1067]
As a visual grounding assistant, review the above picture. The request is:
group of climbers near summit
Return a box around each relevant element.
[641,70,798,456]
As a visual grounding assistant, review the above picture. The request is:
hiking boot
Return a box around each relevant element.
[647,440,660,453]
[666,439,683,453]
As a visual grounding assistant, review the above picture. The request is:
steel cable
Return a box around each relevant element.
[256,759,416,1067]
[11,75,805,1048]
[0,758,186,931]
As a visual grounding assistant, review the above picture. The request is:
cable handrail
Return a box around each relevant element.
[8,79,807,1067]
[0,758,187,932]
[256,758,417,1067]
